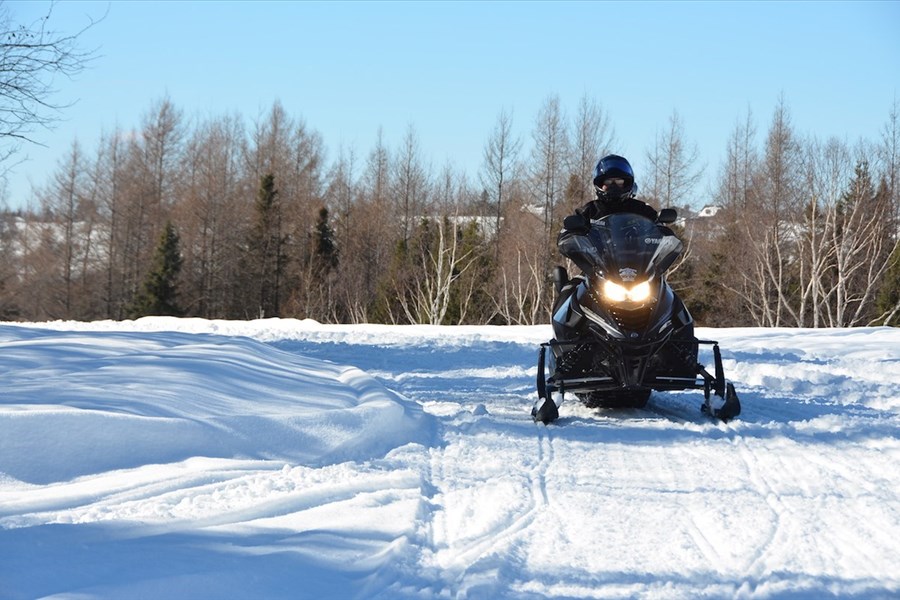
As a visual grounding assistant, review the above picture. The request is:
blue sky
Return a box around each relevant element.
[3,0,898,210]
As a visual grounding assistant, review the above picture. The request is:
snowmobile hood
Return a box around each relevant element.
[558,213,683,282]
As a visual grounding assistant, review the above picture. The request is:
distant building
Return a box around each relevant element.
[412,214,500,239]
[697,205,722,218]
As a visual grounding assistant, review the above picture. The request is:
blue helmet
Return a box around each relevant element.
[593,154,637,201]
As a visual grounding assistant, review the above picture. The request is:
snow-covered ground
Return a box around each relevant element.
[1,319,898,599]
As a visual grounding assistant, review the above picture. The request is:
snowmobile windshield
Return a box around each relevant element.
[559,213,683,282]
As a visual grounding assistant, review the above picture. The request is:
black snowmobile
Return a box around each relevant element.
[532,209,741,424]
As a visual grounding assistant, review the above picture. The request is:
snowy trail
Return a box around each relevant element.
[1,321,899,599]
[272,328,900,597]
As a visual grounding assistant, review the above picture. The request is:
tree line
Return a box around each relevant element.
[1,94,898,327]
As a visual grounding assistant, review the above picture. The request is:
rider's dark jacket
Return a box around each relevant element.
[576,196,658,222]
[558,195,659,242]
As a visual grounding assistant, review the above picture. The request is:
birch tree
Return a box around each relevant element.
[398,215,478,325]
[738,97,804,326]
[823,161,894,326]
[794,137,848,326]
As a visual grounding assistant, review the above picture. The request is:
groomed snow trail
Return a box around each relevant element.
[1,321,898,599]
[271,326,900,599]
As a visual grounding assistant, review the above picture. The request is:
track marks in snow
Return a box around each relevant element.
[386,330,900,598]
[729,429,900,585]
[427,440,532,567]
[0,458,273,520]
[1,457,428,550]
[533,422,553,508]
[733,434,787,579]
[417,414,559,597]
[6,325,899,599]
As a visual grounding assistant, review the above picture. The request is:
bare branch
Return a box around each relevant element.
[0,1,104,154]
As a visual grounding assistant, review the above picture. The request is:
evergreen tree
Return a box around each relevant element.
[876,243,900,326]
[128,222,184,317]
[300,206,340,321]
[246,174,287,318]
[313,206,339,274]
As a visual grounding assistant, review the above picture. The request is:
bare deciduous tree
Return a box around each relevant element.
[38,139,83,318]
[644,110,704,209]
[717,106,758,210]
[340,131,396,322]
[2,91,899,328]
[176,114,248,318]
[733,96,804,326]
[877,97,900,226]
[530,95,567,239]
[528,96,568,317]
[567,94,615,210]
[492,207,546,325]
[480,107,521,260]
[398,213,478,325]
[393,123,429,245]
[0,1,101,172]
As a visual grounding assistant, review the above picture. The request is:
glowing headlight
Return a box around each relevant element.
[629,281,652,302]
[602,279,652,303]
[603,280,628,302]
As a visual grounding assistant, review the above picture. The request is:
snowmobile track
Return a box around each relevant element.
[449,426,554,565]
[732,431,787,578]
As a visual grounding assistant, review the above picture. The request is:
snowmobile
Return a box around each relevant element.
[532,209,741,424]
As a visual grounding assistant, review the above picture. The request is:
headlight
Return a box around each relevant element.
[602,279,652,303]
[602,280,628,302]
[629,280,652,302]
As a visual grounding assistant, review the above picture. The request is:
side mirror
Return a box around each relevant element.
[657,208,678,224]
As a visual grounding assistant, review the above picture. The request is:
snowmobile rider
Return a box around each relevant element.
[565,154,657,230]
[554,154,663,295]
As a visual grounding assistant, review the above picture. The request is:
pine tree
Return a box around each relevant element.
[128,222,184,318]
[300,206,340,321]
[313,206,338,275]
[246,174,287,318]
[876,243,900,326]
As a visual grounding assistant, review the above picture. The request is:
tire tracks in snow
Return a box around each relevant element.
[533,420,553,508]
[644,393,735,573]
[419,412,556,595]
[445,422,553,571]
[730,424,786,580]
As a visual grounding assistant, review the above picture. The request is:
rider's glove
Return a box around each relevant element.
[563,212,589,234]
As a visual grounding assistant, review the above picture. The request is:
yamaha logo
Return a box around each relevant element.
[619,268,638,282]
[645,238,661,244]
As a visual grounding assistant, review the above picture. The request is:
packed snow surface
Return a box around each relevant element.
[1,318,898,599]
